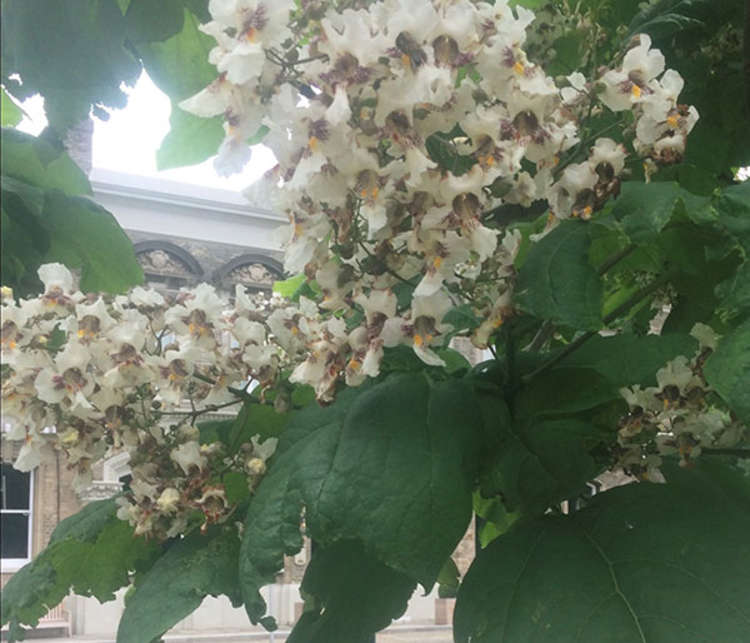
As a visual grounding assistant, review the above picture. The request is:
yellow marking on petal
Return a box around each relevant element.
[77,329,86,338]
[414,334,424,347]
[552,155,560,166]
[308,136,319,151]
[663,398,670,410]
[348,358,361,370]
[359,188,369,198]
[8,340,17,349]
[666,115,679,128]
[493,317,504,328]
[291,326,299,335]
[293,223,303,238]
[513,61,524,75]
[631,85,641,98]
[582,205,593,219]
[402,54,411,67]
[370,186,379,199]
[433,256,443,269]
[425,333,434,343]
[244,27,258,42]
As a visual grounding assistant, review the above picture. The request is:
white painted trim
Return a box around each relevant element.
[90,169,283,222]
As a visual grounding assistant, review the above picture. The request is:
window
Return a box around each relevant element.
[1,463,33,570]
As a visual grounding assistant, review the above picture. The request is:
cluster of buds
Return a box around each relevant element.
[616,324,747,480]
[181,0,697,385]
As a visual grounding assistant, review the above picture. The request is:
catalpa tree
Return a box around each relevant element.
[1,0,749,641]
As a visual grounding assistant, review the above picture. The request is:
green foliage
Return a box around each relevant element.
[1,88,23,127]
[240,374,487,628]
[554,333,698,388]
[289,540,416,643]
[612,181,687,243]
[137,8,225,170]
[1,499,159,641]
[117,527,242,643]
[455,461,750,642]
[704,319,750,425]
[479,385,616,516]
[1,129,142,295]
[157,107,224,171]
[1,0,141,131]
[514,221,603,330]
[2,129,91,196]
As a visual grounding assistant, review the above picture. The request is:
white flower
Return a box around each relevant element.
[156,487,181,513]
[38,263,74,293]
[170,441,207,475]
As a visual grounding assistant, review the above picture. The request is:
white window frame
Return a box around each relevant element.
[1,465,34,572]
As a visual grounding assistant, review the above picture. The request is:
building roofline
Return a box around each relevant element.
[89,168,284,223]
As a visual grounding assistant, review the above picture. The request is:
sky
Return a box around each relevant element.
[17,72,277,192]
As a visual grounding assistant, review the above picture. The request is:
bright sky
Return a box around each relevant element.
[17,71,277,192]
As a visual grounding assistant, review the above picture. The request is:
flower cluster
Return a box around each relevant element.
[1,264,296,538]
[616,324,748,481]
[181,0,697,391]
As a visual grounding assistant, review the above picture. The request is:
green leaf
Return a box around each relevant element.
[156,109,224,170]
[718,181,750,253]
[436,557,460,598]
[2,175,46,217]
[425,132,477,176]
[272,274,309,299]
[117,527,242,643]
[703,318,750,425]
[612,181,684,242]
[1,88,23,127]
[288,540,416,643]
[455,461,750,642]
[124,0,184,43]
[240,375,486,625]
[514,367,620,420]
[240,388,352,626]
[1,0,140,131]
[554,333,698,388]
[548,30,587,76]
[306,375,482,586]
[229,402,288,450]
[41,191,143,293]
[1,499,158,635]
[716,261,750,321]
[138,8,225,170]
[514,221,603,330]
[2,128,91,196]
[49,497,119,543]
[481,415,609,516]
[139,9,216,102]
[222,471,251,505]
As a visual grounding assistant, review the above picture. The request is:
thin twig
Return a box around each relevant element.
[159,398,243,419]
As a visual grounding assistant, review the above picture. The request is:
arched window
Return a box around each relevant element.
[134,241,204,295]
[212,254,283,294]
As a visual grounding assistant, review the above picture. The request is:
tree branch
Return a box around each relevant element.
[521,274,670,383]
